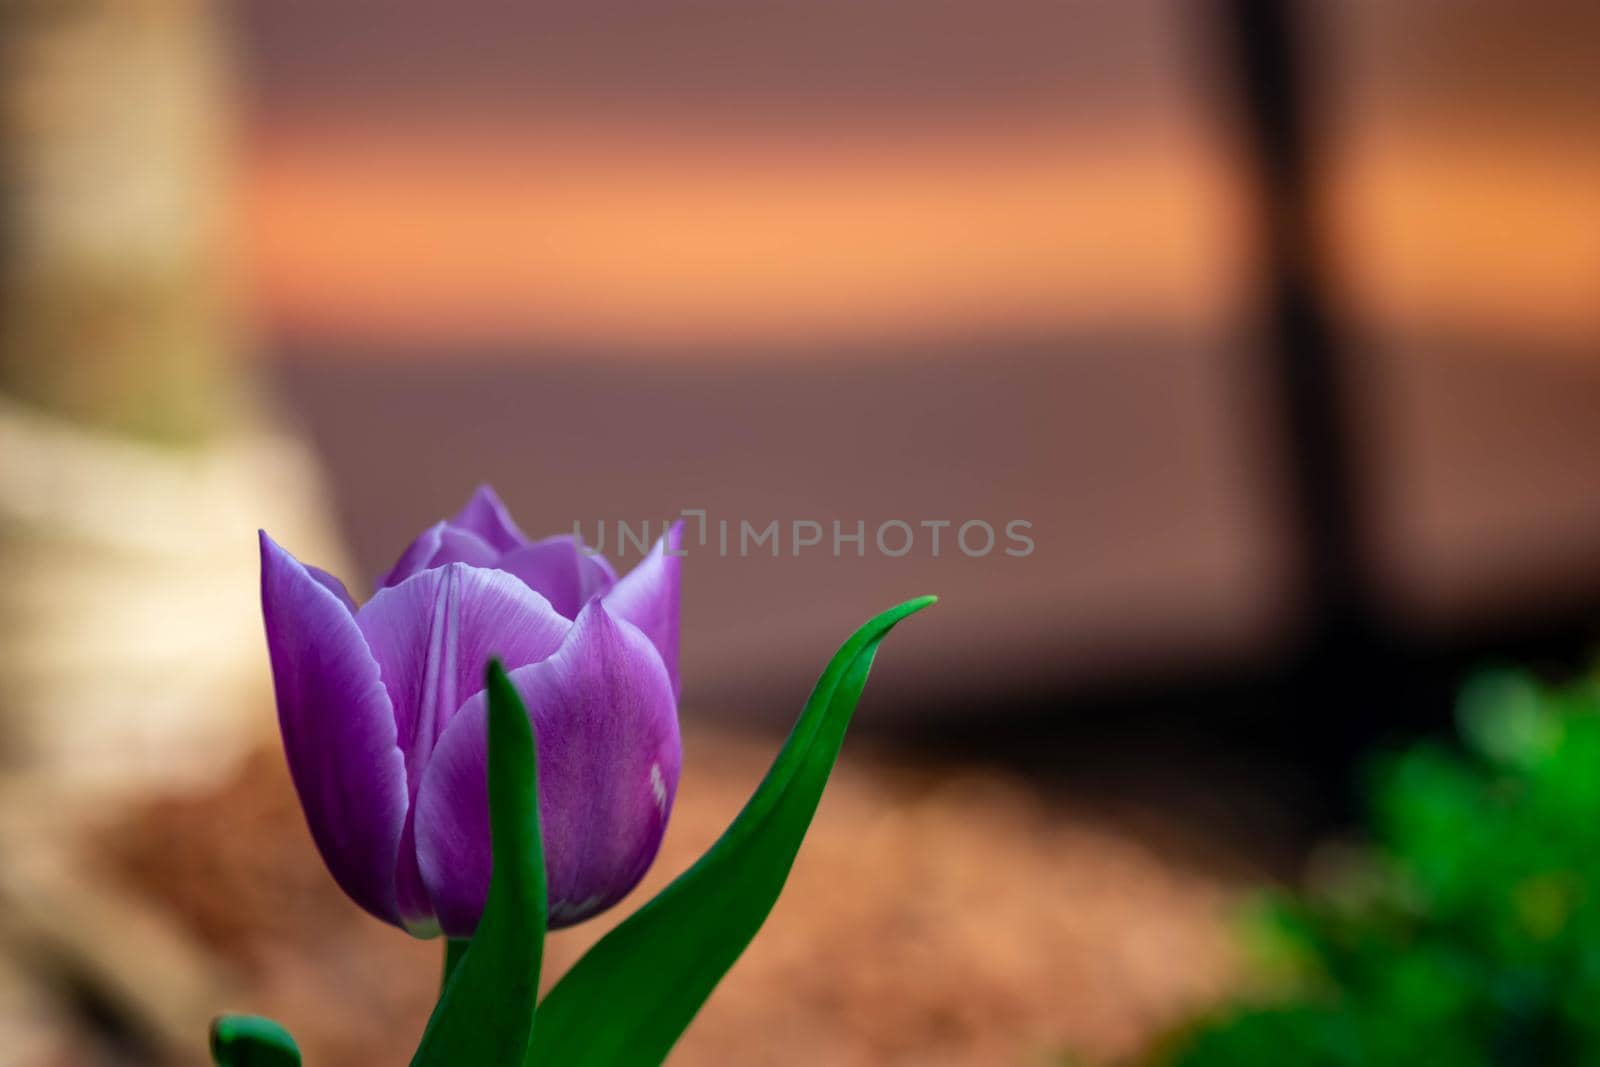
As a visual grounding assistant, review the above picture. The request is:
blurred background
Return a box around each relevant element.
[2,0,1598,1063]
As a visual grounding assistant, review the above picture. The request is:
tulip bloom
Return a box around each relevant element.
[259,486,681,938]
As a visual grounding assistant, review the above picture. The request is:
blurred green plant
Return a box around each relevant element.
[1155,670,1600,1067]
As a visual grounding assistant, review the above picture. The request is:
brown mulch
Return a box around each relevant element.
[97,727,1244,1066]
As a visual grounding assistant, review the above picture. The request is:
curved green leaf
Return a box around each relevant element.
[411,660,548,1066]
[210,1014,301,1066]
[528,596,936,1066]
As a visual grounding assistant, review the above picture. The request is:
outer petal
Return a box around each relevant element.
[414,601,680,936]
[451,484,529,553]
[603,521,683,695]
[499,535,618,619]
[357,563,571,927]
[259,532,408,925]
[306,563,359,613]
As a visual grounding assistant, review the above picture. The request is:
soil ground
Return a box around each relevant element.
[95,725,1246,1066]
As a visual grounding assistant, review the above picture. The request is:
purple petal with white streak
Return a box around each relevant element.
[413,600,680,937]
[356,563,570,926]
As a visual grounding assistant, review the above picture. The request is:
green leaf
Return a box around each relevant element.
[529,595,937,1066]
[440,937,470,996]
[209,1015,301,1066]
[411,660,548,1067]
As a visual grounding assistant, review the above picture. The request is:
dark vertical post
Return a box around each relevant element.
[1222,1,1390,785]
[1223,0,1371,643]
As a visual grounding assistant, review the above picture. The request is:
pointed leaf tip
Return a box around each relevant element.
[528,596,935,1066]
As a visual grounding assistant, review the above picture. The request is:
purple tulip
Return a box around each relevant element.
[259,486,682,938]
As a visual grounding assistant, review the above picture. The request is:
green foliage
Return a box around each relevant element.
[411,660,547,1067]
[1159,671,1600,1067]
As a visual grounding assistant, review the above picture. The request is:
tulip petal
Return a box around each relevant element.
[414,601,680,936]
[305,564,358,613]
[358,564,571,774]
[376,521,446,590]
[358,563,570,927]
[376,521,502,590]
[604,521,684,695]
[499,535,619,619]
[260,532,408,925]
[431,526,500,570]
[451,484,528,553]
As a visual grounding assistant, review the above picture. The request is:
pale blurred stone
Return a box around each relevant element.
[0,394,352,805]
